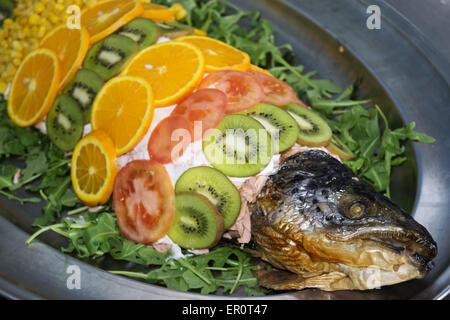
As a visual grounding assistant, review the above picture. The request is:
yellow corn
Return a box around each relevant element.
[0,0,101,94]
[0,82,8,94]
[171,3,187,20]
[54,3,64,12]
[3,18,14,27]
[29,14,40,25]
[34,3,46,14]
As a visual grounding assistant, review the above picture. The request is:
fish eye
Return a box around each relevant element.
[347,201,366,219]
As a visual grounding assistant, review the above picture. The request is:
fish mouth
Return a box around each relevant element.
[326,226,437,272]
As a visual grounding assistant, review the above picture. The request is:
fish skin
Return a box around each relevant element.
[249,149,437,291]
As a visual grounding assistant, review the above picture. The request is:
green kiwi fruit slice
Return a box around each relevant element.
[175,166,241,229]
[116,18,159,50]
[168,192,224,249]
[0,0,13,25]
[83,34,137,81]
[281,103,332,147]
[242,102,298,153]
[63,68,103,122]
[45,94,84,152]
[326,135,355,160]
[156,21,195,39]
[202,114,272,178]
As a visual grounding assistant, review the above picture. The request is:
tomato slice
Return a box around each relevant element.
[248,69,296,106]
[291,96,309,108]
[147,115,193,164]
[198,70,263,114]
[171,88,226,140]
[113,160,175,244]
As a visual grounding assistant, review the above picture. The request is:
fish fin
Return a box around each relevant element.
[255,263,349,291]
[255,263,308,290]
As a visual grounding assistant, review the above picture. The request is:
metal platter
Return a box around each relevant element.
[0,0,449,299]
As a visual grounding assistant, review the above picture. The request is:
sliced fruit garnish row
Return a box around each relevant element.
[4,0,343,250]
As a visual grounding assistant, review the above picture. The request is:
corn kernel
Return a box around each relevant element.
[48,13,59,24]
[12,58,21,67]
[11,40,23,51]
[0,82,8,95]
[3,18,14,27]
[38,25,47,38]
[6,68,16,78]
[1,41,8,49]
[29,14,40,25]
[11,51,22,59]
[54,3,64,12]
[34,3,46,14]
[23,27,31,37]
[18,17,27,25]
[171,4,187,20]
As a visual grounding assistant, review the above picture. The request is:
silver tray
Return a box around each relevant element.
[0,0,449,299]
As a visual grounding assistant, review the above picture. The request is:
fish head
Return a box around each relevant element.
[322,175,437,273]
[251,150,437,290]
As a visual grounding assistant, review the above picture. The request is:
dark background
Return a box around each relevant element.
[1,0,449,300]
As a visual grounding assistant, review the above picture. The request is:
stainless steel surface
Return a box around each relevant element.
[0,0,448,299]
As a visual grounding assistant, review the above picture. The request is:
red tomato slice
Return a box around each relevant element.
[248,69,296,106]
[148,115,193,164]
[291,96,310,108]
[171,88,226,140]
[113,160,175,244]
[198,70,263,114]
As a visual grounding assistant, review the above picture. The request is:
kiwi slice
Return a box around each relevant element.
[156,21,195,39]
[282,103,332,147]
[0,0,13,25]
[242,103,298,153]
[63,68,103,122]
[326,136,355,160]
[168,192,224,249]
[46,94,84,152]
[175,166,241,229]
[202,114,272,177]
[116,18,159,50]
[83,34,137,81]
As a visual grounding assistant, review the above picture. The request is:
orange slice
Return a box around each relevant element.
[193,29,207,36]
[177,35,250,72]
[141,3,176,22]
[91,75,154,156]
[71,130,118,206]
[249,64,272,76]
[121,41,204,107]
[81,0,144,44]
[39,25,90,89]
[7,48,60,127]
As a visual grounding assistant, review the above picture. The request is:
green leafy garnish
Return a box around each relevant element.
[0,99,79,223]
[27,212,268,296]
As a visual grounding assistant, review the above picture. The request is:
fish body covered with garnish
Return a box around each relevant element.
[249,150,437,291]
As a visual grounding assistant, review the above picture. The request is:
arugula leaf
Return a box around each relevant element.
[21,151,48,182]
[0,164,17,189]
